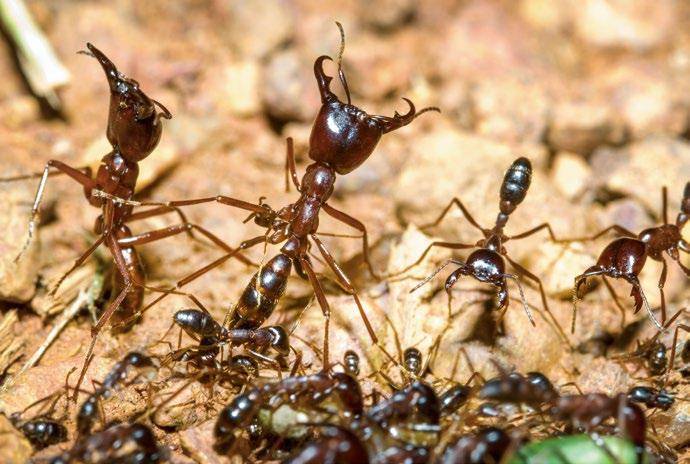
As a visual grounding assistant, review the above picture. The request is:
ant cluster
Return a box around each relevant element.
[2,22,689,464]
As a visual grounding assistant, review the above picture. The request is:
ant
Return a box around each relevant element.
[173,308,290,362]
[0,43,250,398]
[9,396,68,450]
[214,369,364,454]
[76,351,155,436]
[440,427,515,464]
[478,371,558,409]
[48,422,165,464]
[571,183,690,331]
[549,393,646,462]
[397,157,570,346]
[105,23,439,367]
[628,386,675,411]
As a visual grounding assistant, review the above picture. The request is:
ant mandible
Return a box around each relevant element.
[397,157,570,345]
[1,44,250,398]
[103,23,439,367]
[571,183,690,332]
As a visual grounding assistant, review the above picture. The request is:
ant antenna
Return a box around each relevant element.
[334,21,351,105]
[414,106,441,119]
[503,274,535,326]
[409,259,462,293]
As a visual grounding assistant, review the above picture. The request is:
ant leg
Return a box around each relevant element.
[49,234,107,296]
[297,256,331,369]
[72,234,136,399]
[419,197,485,233]
[134,235,267,319]
[665,322,690,387]
[284,137,300,192]
[504,256,571,347]
[507,223,566,242]
[16,160,96,261]
[310,235,402,370]
[662,186,669,225]
[125,205,196,239]
[321,202,384,280]
[116,222,252,265]
[90,190,266,215]
[557,225,637,243]
[392,240,475,277]
[602,277,627,331]
[658,258,668,326]
[624,274,662,329]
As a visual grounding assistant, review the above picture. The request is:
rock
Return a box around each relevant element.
[526,242,594,297]
[217,0,293,59]
[262,50,319,122]
[360,0,417,31]
[218,61,262,118]
[590,137,690,214]
[652,394,690,447]
[180,420,234,464]
[0,185,40,303]
[551,152,592,200]
[0,415,32,464]
[574,0,676,51]
[547,103,623,156]
[518,0,574,33]
[471,77,550,144]
[575,356,630,392]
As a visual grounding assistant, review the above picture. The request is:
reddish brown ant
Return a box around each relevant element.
[398,157,570,346]
[478,371,558,409]
[48,422,165,464]
[572,183,690,331]
[0,43,251,398]
[440,427,515,464]
[105,23,438,367]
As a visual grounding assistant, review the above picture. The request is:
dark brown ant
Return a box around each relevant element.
[478,371,558,409]
[439,384,472,417]
[549,393,646,461]
[9,394,68,450]
[49,422,165,464]
[173,308,290,360]
[572,183,690,331]
[628,386,675,411]
[111,23,438,367]
[76,351,154,436]
[0,43,251,398]
[399,157,570,345]
[282,425,369,464]
[214,370,363,454]
[440,427,514,464]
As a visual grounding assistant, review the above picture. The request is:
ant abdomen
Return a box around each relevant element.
[174,309,224,339]
[232,254,292,329]
[499,157,532,216]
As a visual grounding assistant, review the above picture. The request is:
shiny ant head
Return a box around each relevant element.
[678,182,690,230]
[307,24,439,175]
[82,43,171,162]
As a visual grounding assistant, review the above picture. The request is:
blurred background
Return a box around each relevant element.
[0,0,689,461]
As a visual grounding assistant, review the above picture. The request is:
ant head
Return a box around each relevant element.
[124,351,153,368]
[307,24,438,175]
[82,43,171,163]
[403,347,423,376]
[343,350,360,377]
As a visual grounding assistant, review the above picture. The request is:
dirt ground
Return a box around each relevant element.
[0,0,689,462]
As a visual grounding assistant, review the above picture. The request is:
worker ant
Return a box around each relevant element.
[397,157,570,346]
[572,183,690,331]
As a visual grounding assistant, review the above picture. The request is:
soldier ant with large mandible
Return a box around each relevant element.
[103,23,439,366]
[0,44,254,397]
[397,157,570,345]
[571,183,690,332]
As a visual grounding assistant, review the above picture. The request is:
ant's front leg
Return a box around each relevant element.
[284,137,300,193]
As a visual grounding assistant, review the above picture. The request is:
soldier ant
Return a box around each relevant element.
[0,43,251,398]
[104,23,439,367]
[572,183,690,331]
[398,157,570,345]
